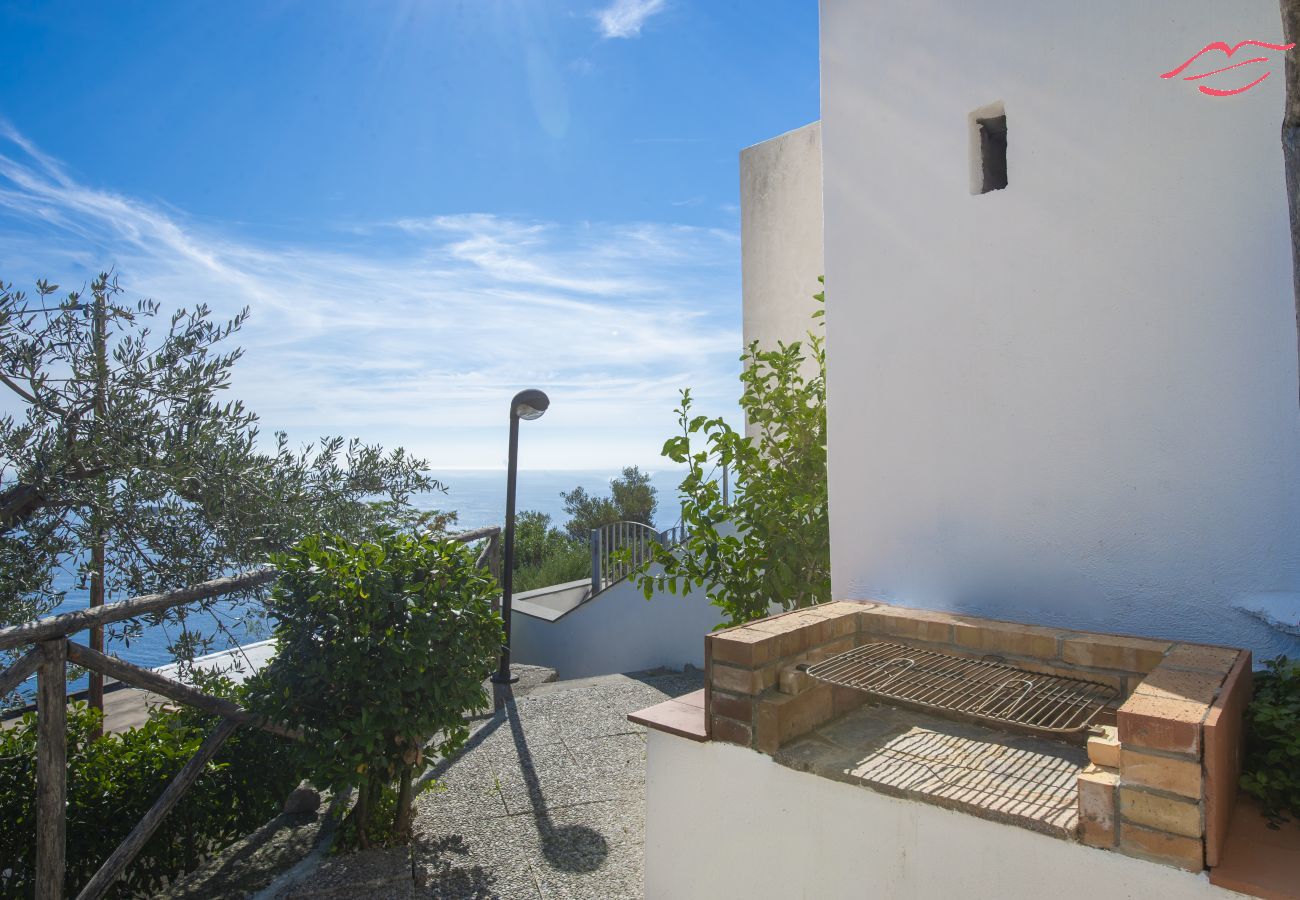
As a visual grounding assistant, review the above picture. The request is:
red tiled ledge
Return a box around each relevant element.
[629,688,707,742]
[1208,797,1300,900]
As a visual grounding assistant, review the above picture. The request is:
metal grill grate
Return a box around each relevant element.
[805,641,1117,735]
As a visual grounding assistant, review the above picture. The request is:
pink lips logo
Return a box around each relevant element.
[1161,39,1295,96]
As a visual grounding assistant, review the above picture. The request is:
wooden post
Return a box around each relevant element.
[489,531,502,580]
[35,639,66,900]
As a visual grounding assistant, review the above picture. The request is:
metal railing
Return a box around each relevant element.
[588,520,682,596]
[0,525,500,900]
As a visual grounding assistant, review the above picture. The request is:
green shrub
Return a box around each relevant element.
[1241,655,1300,822]
[0,681,305,897]
[245,531,503,848]
[513,510,582,573]
[511,511,589,592]
[513,541,590,593]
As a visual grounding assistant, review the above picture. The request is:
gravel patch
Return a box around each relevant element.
[248,667,701,899]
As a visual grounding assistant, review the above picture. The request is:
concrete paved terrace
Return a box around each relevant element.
[271,668,704,899]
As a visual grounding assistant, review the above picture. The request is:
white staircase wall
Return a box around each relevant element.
[510,568,723,679]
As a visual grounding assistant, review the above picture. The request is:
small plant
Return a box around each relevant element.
[1241,655,1300,823]
[635,280,828,627]
[246,530,503,848]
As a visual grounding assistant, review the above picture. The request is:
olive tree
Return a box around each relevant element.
[0,274,438,712]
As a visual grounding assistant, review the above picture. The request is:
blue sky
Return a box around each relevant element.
[0,1,820,469]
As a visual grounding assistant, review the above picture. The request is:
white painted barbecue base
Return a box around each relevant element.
[643,730,1249,900]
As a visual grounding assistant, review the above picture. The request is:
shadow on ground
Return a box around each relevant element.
[502,684,611,874]
[411,835,495,898]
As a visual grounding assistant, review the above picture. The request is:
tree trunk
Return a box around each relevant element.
[393,765,415,842]
[351,775,373,849]
[88,293,108,733]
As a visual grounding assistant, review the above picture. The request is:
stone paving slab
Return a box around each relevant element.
[281,668,703,900]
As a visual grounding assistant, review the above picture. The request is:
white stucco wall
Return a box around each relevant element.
[510,570,722,679]
[741,121,825,385]
[819,0,1300,659]
[644,731,1246,900]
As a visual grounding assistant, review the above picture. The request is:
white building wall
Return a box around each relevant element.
[643,731,1245,900]
[741,121,825,384]
[819,0,1300,658]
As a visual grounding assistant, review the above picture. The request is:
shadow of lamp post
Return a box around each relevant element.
[493,388,550,685]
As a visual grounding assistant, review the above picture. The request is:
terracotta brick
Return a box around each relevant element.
[1118,692,1206,756]
[1161,643,1241,676]
[804,636,855,665]
[746,610,813,637]
[1077,765,1119,848]
[710,715,751,747]
[754,709,782,755]
[703,635,713,738]
[1134,665,1225,706]
[755,683,833,753]
[1015,657,1125,694]
[708,628,779,668]
[953,620,1059,660]
[709,691,753,723]
[675,689,706,709]
[1203,650,1252,867]
[1120,823,1204,871]
[808,600,871,618]
[1086,725,1120,769]
[748,612,824,656]
[711,663,760,696]
[1207,795,1300,896]
[797,604,842,622]
[778,666,815,696]
[627,698,707,742]
[804,604,862,640]
[1061,635,1170,673]
[781,627,821,658]
[832,684,867,716]
[859,606,956,643]
[1120,788,1202,839]
[797,613,837,647]
[1120,747,1202,799]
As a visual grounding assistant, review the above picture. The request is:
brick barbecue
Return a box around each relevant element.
[702,601,1251,872]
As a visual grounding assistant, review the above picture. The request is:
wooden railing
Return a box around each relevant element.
[0,525,501,900]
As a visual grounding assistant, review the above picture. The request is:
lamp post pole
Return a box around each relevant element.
[493,389,549,685]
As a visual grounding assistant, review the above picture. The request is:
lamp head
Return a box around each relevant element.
[511,388,550,421]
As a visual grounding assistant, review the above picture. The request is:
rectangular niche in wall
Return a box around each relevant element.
[969,101,1007,195]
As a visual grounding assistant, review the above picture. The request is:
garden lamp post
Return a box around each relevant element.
[493,388,550,684]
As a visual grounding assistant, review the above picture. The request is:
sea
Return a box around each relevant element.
[17,468,687,701]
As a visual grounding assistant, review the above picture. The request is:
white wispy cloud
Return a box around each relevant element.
[594,0,667,39]
[0,128,741,469]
